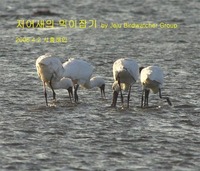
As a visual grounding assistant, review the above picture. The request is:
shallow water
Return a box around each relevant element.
[0,0,200,170]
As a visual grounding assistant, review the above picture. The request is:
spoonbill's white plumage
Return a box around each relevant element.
[111,58,139,108]
[63,58,105,102]
[36,54,73,106]
[140,66,172,107]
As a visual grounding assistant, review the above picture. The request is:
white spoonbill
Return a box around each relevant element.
[63,58,105,102]
[36,54,73,106]
[111,58,139,108]
[140,66,172,107]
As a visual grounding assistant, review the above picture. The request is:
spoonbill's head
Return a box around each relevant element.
[111,81,120,107]
[99,83,105,98]
[67,86,73,102]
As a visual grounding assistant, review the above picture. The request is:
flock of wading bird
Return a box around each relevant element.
[36,54,172,108]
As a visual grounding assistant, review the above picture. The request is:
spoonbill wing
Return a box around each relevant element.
[63,58,94,85]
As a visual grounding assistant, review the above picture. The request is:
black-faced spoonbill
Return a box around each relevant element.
[111,58,139,108]
[63,58,105,102]
[140,66,172,107]
[36,54,73,106]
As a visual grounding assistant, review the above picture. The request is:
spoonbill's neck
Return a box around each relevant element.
[112,81,120,92]
[112,81,130,91]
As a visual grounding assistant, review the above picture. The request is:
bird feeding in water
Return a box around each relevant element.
[62,58,105,102]
[140,65,172,107]
[111,58,139,108]
[36,54,73,106]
